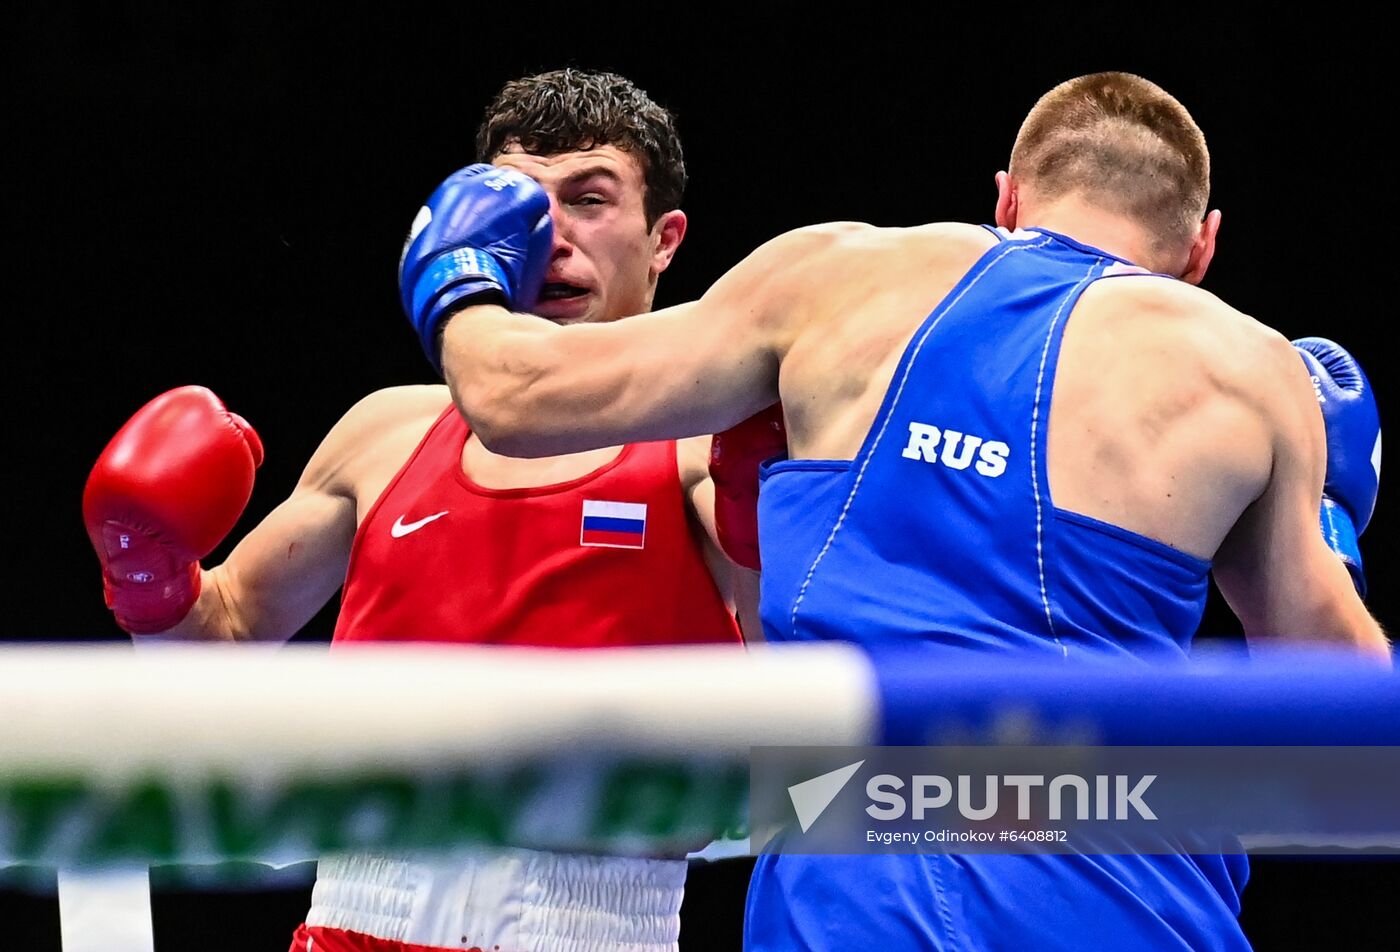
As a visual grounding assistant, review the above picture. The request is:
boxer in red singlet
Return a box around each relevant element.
[83,69,782,952]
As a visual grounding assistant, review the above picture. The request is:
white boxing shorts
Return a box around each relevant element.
[291,846,687,952]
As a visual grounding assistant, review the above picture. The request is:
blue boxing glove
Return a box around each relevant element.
[1293,337,1382,596]
[399,164,554,372]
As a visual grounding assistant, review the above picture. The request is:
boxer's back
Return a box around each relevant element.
[779,222,1284,562]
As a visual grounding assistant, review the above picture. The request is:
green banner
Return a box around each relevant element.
[2,757,749,867]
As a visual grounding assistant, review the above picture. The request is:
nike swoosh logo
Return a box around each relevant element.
[390,510,450,538]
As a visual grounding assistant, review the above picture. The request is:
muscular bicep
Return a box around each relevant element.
[1212,344,1386,656]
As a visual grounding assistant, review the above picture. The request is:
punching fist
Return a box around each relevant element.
[83,386,264,634]
[710,403,788,570]
[1294,337,1382,596]
[399,164,554,372]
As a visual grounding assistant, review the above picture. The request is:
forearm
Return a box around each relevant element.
[1240,561,1391,663]
[151,558,334,645]
[151,565,253,643]
[1349,616,1392,663]
[1255,623,1390,663]
[440,304,729,457]
[1299,589,1392,662]
[151,491,354,643]
[1247,617,1391,664]
[733,569,764,643]
[439,303,557,454]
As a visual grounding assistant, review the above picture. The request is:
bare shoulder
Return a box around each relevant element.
[735,222,877,276]
[301,385,452,495]
[759,220,993,266]
[334,384,452,434]
[901,221,1002,252]
[769,220,879,247]
[1082,275,1256,332]
[733,221,995,329]
[1081,277,1300,399]
[710,221,994,315]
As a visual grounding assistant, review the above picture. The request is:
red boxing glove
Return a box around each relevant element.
[83,386,264,634]
[709,403,787,570]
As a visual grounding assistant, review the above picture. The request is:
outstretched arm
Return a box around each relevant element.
[436,226,851,458]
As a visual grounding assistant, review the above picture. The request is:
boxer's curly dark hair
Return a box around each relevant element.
[476,68,686,227]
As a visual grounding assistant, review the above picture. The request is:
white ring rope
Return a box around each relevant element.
[0,643,875,868]
[4,642,1397,871]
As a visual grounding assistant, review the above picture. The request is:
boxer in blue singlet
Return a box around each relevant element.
[743,225,1254,951]
[419,71,1388,950]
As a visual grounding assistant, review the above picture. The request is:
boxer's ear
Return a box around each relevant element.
[1180,209,1221,286]
[994,172,1018,230]
[650,210,688,277]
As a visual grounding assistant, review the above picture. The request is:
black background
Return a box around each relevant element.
[10,3,1398,949]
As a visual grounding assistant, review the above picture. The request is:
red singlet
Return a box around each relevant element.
[333,408,741,647]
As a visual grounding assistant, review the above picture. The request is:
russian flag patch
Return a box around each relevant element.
[580,500,647,549]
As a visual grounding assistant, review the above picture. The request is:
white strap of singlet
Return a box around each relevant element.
[57,867,154,952]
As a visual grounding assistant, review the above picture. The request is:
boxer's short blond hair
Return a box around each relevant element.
[1010,72,1210,250]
